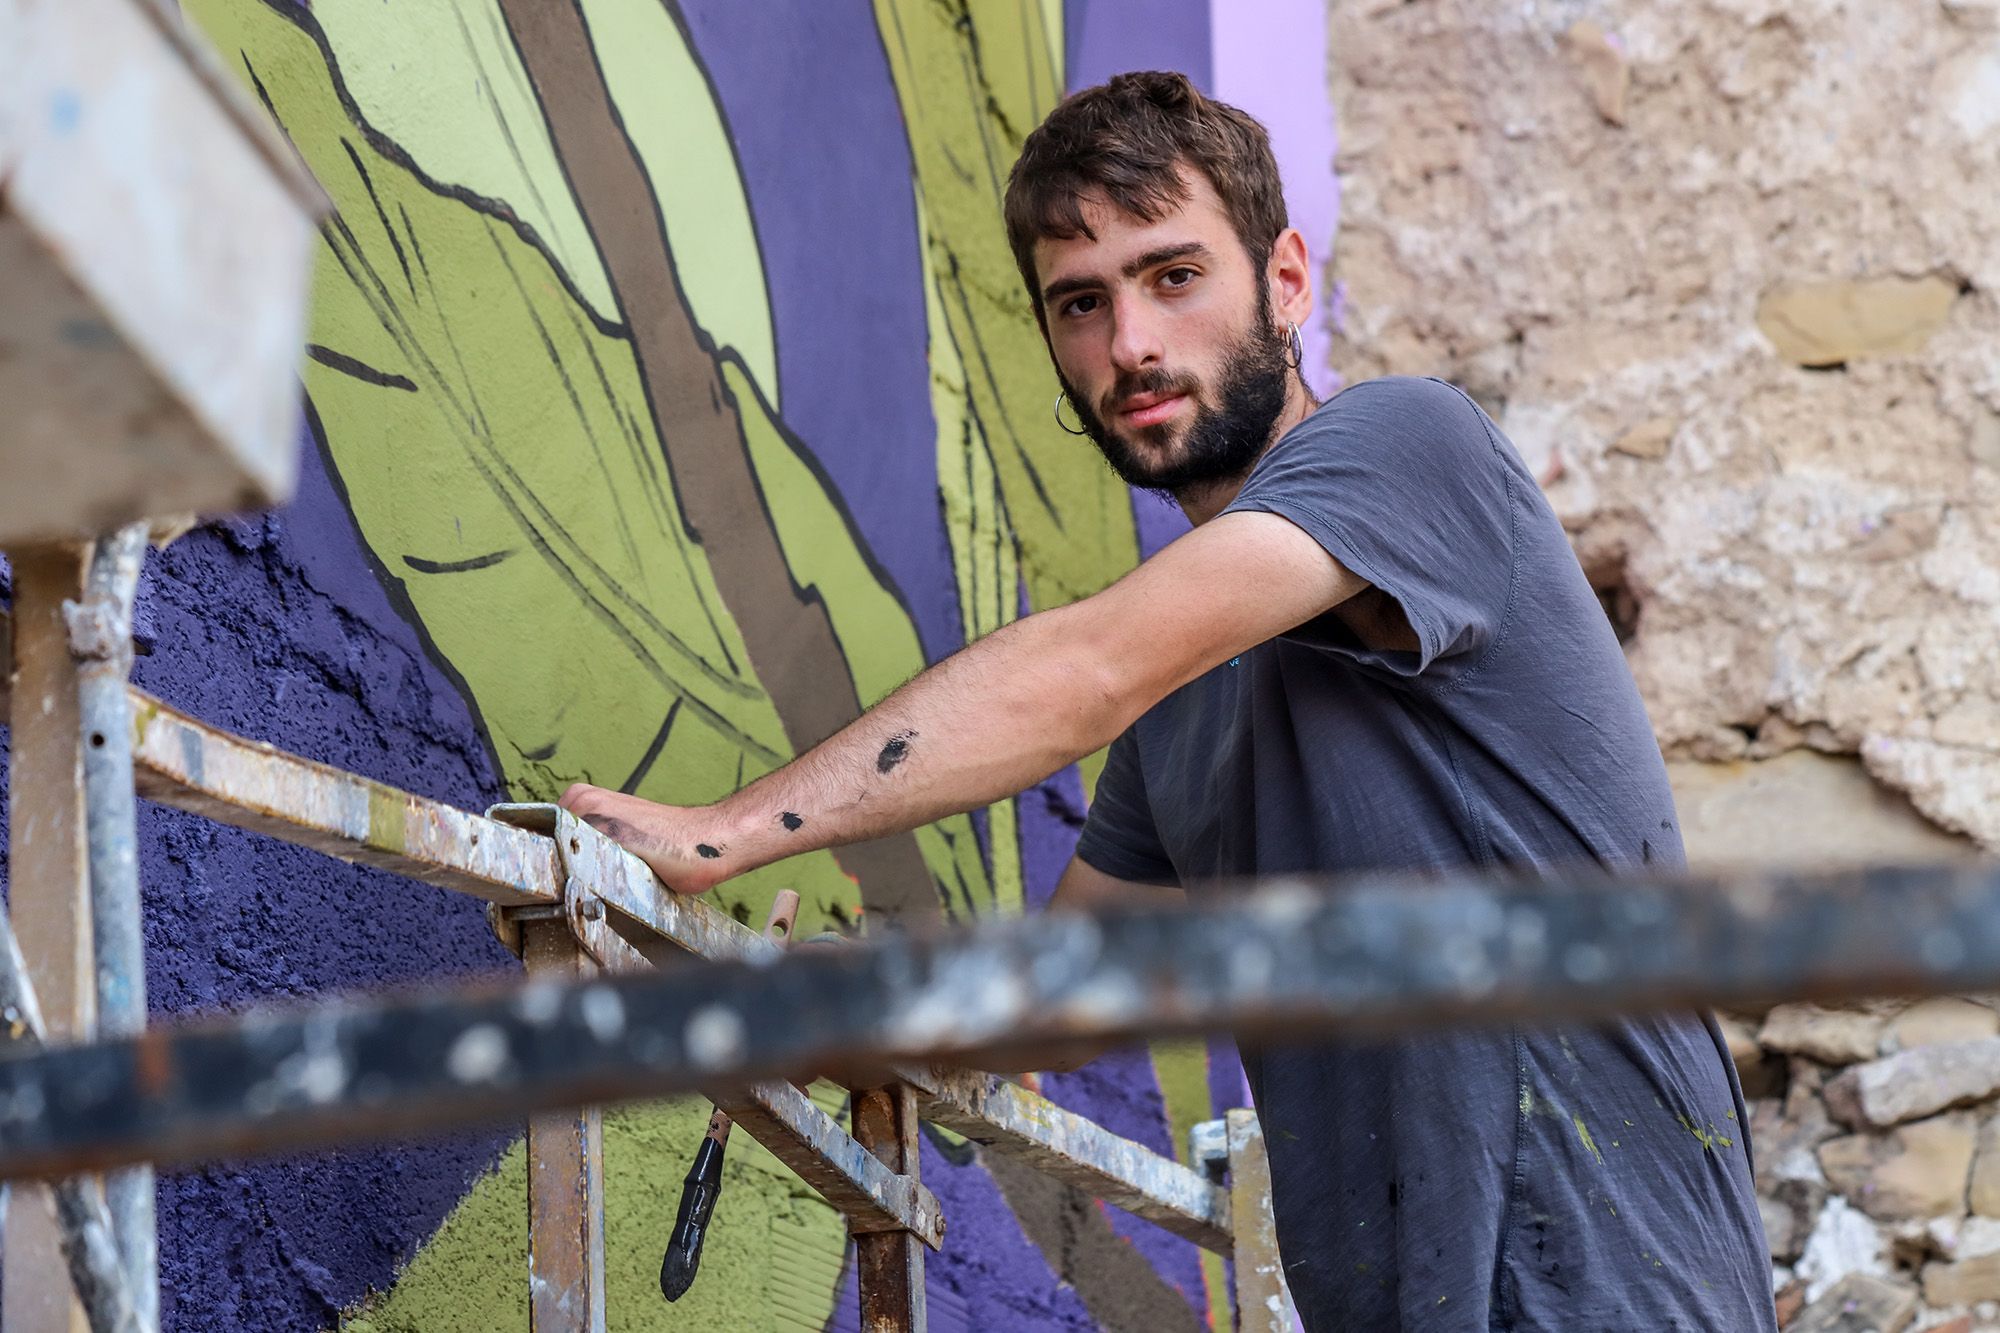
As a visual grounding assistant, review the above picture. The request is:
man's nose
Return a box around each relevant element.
[1108,295,1164,374]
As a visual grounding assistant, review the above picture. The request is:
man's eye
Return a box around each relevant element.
[1161,267,1196,288]
[1061,294,1100,317]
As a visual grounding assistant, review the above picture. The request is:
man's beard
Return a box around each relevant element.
[1064,302,1294,498]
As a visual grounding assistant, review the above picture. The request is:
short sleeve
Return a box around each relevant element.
[1222,376,1520,679]
[1074,729,1179,887]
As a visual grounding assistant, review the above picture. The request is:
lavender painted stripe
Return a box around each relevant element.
[1212,1,1341,400]
[675,0,963,667]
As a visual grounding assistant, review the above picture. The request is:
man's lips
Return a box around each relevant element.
[1116,392,1188,428]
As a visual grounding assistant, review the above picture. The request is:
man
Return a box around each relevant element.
[561,72,1775,1330]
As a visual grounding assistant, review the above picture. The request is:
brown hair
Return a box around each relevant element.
[1003,71,1288,321]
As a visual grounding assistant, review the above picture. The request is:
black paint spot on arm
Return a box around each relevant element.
[780,812,804,831]
[876,730,917,775]
[695,844,722,859]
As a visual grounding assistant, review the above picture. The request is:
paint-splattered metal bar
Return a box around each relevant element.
[902,1066,1231,1254]
[4,859,2000,1181]
[128,690,562,907]
[712,1081,945,1250]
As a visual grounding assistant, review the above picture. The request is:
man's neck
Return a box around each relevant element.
[1175,377,1319,526]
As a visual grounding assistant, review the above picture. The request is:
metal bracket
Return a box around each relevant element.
[1189,1117,1229,1185]
[485,804,946,1250]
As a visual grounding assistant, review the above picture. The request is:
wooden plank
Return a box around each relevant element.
[1225,1110,1295,1333]
[2,545,94,1333]
[852,1084,925,1333]
[521,921,605,1333]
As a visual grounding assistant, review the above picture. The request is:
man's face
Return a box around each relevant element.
[1034,170,1292,496]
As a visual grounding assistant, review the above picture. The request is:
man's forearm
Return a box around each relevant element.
[688,602,1129,886]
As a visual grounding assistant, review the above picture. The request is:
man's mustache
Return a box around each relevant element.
[1099,368,1201,419]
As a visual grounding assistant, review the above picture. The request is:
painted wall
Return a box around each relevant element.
[0,2,1335,1328]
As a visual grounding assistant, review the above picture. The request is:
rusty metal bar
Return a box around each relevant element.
[494,814,949,1248]
[852,1083,925,1333]
[520,920,606,1333]
[902,1064,1230,1253]
[710,1081,943,1250]
[129,690,561,907]
[5,861,2000,1180]
[4,544,98,1333]
[1225,1109,1294,1332]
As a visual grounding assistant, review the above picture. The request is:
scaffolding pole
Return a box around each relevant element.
[70,522,156,1327]
[0,858,1995,1182]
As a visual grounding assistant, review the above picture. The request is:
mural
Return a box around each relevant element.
[1,0,1322,1327]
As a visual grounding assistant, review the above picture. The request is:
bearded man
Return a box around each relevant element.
[559,71,1776,1331]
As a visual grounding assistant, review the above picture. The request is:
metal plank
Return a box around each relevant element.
[852,1084,925,1333]
[1225,1110,1294,1332]
[4,544,95,1333]
[711,1082,944,1251]
[507,821,949,1248]
[521,920,606,1333]
[902,1065,1229,1253]
[129,691,561,906]
[8,861,2000,1179]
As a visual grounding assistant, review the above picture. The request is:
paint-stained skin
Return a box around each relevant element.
[780,812,804,831]
[876,730,917,774]
[695,844,722,859]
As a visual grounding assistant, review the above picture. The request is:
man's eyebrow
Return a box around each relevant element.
[1041,241,1214,306]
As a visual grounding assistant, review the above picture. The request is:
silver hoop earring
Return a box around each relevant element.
[1054,391,1088,436]
[1285,321,1304,370]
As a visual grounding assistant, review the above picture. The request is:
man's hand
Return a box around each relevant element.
[557,784,729,896]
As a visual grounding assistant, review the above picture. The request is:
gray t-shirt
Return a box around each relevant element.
[1077,377,1774,1331]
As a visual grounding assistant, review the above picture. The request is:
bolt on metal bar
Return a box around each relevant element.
[67,523,156,1328]
[0,909,156,1333]
[493,808,947,1246]
[2,860,1999,1181]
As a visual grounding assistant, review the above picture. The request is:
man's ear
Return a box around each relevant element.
[1267,227,1314,329]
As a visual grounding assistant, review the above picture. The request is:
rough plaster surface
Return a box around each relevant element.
[1328,0,2000,846]
[1,443,518,1330]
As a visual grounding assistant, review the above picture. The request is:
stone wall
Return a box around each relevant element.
[1328,0,2000,1326]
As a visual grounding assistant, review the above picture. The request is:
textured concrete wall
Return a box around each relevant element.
[1325,0,2000,1322]
[1327,0,2000,850]
[0,1,1337,1329]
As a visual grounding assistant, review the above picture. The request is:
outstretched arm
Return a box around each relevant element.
[559,510,1366,895]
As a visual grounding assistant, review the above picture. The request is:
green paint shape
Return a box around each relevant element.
[365,785,407,855]
[1571,1115,1603,1166]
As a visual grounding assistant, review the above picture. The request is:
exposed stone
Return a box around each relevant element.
[1670,754,1978,872]
[1970,1115,2000,1216]
[1722,1009,1786,1099]
[1819,1113,1976,1221]
[1797,1195,1894,1303]
[1330,0,2000,850]
[1610,415,1675,459]
[1885,997,2000,1054]
[1924,1317,1974,1333]
[1764,1004,1891,1067]
[1764,1175,1830,1263]
[1826,1040,2000,1128]
[1563,21,1630,126]
[1775,1277,1807,1328]
[1788,1271,1919,1333]
[1755,275,1961,368]
[1924,1248,2000,1307]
